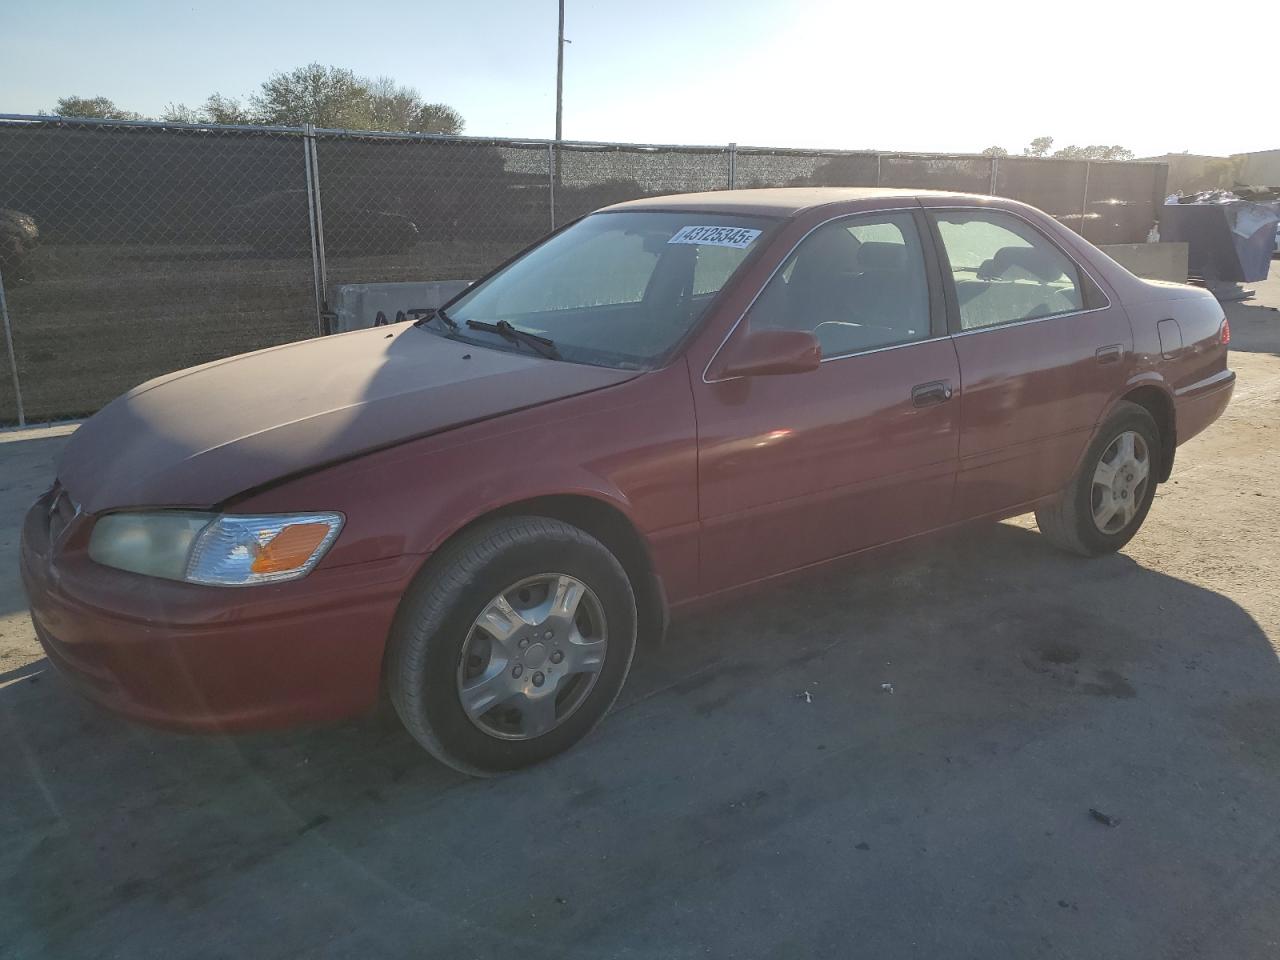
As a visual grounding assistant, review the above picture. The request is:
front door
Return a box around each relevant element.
[924,205,1134,519]
[691,209,961,595]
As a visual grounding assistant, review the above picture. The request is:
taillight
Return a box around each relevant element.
[1220,318,1230,345]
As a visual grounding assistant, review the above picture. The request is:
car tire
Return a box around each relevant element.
[386,516,637,776]
[1034,401,1161,557]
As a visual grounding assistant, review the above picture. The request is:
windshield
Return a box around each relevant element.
[435,210,774,369]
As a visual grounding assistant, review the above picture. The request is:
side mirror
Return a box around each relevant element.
[711,328,822,379]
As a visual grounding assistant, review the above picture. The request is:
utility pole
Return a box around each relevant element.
[552,0,566,196]
[555,0,565,144]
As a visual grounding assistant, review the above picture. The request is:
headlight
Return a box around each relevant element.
[88,512,344,586]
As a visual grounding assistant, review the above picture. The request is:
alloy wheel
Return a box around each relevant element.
[1091,430,1150,534]
[455,573,608,740]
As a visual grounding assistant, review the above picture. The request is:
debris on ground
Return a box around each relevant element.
[796,690,812,703]
[1089,808,1120,827]
[880,682,894,694]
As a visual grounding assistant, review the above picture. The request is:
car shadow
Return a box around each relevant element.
[3,521,1279,959]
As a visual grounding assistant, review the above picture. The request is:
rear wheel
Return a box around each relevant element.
[1035,401,1160,557]
[386,516,637,776]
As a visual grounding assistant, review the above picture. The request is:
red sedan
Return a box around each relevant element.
[20,188,1234,775]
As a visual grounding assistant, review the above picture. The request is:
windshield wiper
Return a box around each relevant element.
[465,319,561,360]
[410,306,459,332]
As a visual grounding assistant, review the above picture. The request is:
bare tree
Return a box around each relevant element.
[159,103,200,123]
[364,78,463,134]
[161,94,252,125]
[363,77,421,131]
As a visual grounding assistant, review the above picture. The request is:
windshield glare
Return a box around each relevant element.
[439,210,773,368]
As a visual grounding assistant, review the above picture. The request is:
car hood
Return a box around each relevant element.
[58,325,638,513]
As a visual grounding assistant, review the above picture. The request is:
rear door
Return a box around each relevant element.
[691,208,961,594]
[924,205,1132,518]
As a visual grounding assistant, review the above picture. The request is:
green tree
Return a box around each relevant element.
[981,146,1008,157]
[225,64,464,132]
[49,96,144,120]
[49,69,464,134]
[1023,136,1054,158]
[1052,144,1135,161]
[250,63,369,127]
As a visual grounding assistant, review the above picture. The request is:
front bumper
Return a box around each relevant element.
[19,487,423,733]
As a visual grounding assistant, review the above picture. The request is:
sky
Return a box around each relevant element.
[2,0,1273,158]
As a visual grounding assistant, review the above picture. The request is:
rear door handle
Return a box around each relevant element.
[912,380,954,407]
[1096,344,1123,365]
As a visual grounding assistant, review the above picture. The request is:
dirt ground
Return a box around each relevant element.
[1,265,1278,960]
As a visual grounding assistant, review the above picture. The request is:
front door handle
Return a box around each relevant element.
[1096,344,1124,365]
[912,380,954,408]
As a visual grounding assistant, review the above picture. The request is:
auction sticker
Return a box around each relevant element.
[667,225,762,249]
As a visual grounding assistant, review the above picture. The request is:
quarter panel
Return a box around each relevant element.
[1118,281,1231,450]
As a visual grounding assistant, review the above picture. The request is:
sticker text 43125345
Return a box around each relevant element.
[667,225,762,249]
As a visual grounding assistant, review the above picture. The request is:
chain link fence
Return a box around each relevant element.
[0,115,1168,426]
[0,119,317,424]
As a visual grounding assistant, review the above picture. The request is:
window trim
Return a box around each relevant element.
[924,207,1113,337]
[703,205,948,384]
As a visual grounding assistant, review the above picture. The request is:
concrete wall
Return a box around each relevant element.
[1098,242,1189,282]
[331,280,472,333]
[1236,150,1280,186]
[1143,154,1224,194]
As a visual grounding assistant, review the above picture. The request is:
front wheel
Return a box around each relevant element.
[1035,401,1161,557]
[386,516,638,776]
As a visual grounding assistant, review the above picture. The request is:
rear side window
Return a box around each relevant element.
[748,212,931,358]
[934,211,1084,331]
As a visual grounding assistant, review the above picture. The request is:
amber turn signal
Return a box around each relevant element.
[250,523,337,574]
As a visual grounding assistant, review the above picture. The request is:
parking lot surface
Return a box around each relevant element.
[2,266,1279,960]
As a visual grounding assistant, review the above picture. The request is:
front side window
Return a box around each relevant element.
[747,212,931,358]
[934,211,1084,331]
[439,211,773,369]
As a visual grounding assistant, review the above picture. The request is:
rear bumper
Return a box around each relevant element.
[19,490,423,733]
[1175,368,1235,446]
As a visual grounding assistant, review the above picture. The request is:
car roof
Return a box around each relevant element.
[601,187,986,218]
